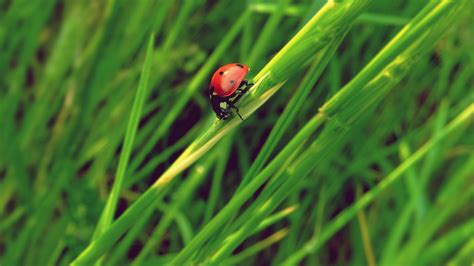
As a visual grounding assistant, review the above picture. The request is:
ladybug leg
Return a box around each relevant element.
[210,95,230,120]
[237,80,253,93]
[225,98,244,120]
[230,91,246,105]
[231,80,253,104]
[216,107,230,120]
[230,80,253,106]
[218,110,230,120]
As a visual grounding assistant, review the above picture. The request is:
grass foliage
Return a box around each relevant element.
[1,0,473,265]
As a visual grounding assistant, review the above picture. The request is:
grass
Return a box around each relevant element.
[1,0,473,265]
[93,33,155,242]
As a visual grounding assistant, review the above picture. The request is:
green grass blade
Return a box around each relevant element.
[283,104,473,264]
[92,33,155,239]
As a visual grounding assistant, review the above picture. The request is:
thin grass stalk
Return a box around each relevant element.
[246,0,292,66]
[239,36,345,189]
[320,0,441,117]
[170,114,327,264]
[420,100,450,184]
[71,180,171,265]
[107,154,215,265]
[399,141,427,223]
[355,186,376,266]
[250,2,412,26]
[223,229,290,265]
[208,164,310,262]
[200,203,299,263]
[283,104,473,264]
[105,200,156,265]
[92,33,154,239]
[195,143,306,262]
[203,134,235,224]
[379,203,414,264]
[396,153,474,264]
[448,237,474,265]
[130,153,218,264]
[418,218,474,265]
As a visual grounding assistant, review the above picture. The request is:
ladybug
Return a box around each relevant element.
[208,63,253,120]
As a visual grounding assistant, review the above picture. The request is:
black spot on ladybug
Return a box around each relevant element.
[236,64,244,68]
[219,71,224,75]
[230,80,235,84]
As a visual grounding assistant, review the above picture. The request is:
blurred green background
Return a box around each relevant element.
[0,0,473,265]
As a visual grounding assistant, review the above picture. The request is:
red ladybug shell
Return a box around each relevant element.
[210,63,250,97]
